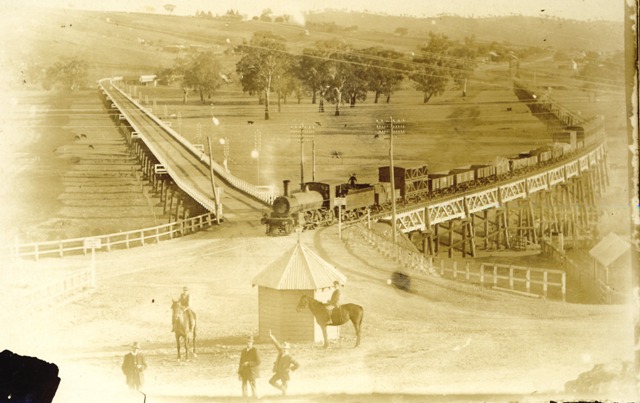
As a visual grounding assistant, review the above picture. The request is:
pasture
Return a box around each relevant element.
[1,6,635,402]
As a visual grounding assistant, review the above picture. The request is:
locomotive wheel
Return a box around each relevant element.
[323,209,336,226]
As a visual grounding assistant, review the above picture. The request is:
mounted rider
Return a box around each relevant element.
[174,286,195,333]
[325,281,341,325]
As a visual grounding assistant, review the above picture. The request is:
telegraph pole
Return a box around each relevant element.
[377,116,405,243]
[290,123,314,190]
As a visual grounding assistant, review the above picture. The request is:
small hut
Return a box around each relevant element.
[588,232,631,302]
[252,239,347,343]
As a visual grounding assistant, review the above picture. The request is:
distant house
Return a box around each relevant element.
[139,75,157,87]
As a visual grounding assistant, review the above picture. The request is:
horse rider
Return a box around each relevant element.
[176,286,195,332]
[325,281,341,325]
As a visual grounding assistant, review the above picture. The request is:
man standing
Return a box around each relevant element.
[237,336,260,399]
[268,330,299,396]
[122,342,147,391]
[325,281,341,325]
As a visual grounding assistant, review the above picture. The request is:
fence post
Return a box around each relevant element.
[561,272,566,302]
[526,269,531,293]
[59,242,64,258]
[480,264,485,287]
[493,265,497,288]
[509,266,514,290]
[543,271,548,298]
[465,262,470,280]
[453,261,458,278]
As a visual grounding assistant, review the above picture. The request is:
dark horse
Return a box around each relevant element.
[171,300,197,360]
[296,294,363,349]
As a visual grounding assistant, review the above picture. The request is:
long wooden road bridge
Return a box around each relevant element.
[100,77,609,258]
[99,78,274,224]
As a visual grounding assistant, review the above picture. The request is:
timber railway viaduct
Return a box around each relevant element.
[98,77,609,259]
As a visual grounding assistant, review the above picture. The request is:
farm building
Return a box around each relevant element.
[252,239,347,344]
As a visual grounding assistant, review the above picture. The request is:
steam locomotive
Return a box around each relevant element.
[262,117,603,236]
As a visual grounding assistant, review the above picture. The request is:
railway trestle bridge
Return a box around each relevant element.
[99,76,609,259]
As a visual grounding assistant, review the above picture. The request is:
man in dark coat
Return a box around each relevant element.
[237,336,260,398]
[121,342,147,391]
[268,330,299,396]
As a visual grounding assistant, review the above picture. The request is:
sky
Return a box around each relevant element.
[24,0,628,22]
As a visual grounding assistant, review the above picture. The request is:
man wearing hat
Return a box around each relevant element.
[174,286,195,333]
[121,342,147,391]
[237,336,260,398]
[268,330,299,396]
[325,281,341,325]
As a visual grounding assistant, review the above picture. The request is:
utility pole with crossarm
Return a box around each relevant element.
[290,123,315,191]
[376,116,405,243]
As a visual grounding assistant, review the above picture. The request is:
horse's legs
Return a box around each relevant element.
[185,333,190,361]
[175,335,181,360]
[192,325,197,357]
[321,326,329,349]
[352,312,363,348]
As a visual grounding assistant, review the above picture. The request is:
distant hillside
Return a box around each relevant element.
[3,7,623,89]
[305,11,624,53]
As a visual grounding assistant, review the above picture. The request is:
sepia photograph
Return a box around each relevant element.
[0,0,638,402]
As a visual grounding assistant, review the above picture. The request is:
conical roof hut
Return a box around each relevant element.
[252,240,346,343]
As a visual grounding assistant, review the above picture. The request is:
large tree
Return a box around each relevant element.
[236,31,291,120]
[181,51,223,104]
[360,47,406,104]
[314,39,355,116]
[43,57,88,91]
[410,32,451,104]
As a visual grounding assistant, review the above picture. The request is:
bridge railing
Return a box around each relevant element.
[4,212,217,261]
[102,79,277,206]
[344,223,438,276]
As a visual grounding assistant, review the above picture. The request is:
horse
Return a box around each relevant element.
[296,294,363,349]
[171,300,197,361]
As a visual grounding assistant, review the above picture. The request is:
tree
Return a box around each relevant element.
[164,4,176,14]
[236,31,292,120]
[295,47,330,106]
[313,39,356,116]
[410,33,451,104]
[43,57,88,91]
[360,47,406,104]
[449,36,478,97]
[180,51,223,103]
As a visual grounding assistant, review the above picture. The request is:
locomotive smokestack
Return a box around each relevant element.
[283,180,290,197]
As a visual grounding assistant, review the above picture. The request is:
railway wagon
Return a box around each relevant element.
[428,172,455,192]
[509,155,538,172]
[449,167,475,187]
[471,164,496,180]
[530,147,552,164]
[378,164,429,201]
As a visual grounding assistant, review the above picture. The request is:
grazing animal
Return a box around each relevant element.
[88,145,94,149]
[74,134,80,140]
[80,133,87,138]
[171,300,197,360]
[247,120,254,125]
[296,294,363,349]
[507,107,512,111]
[314,121,321,126]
